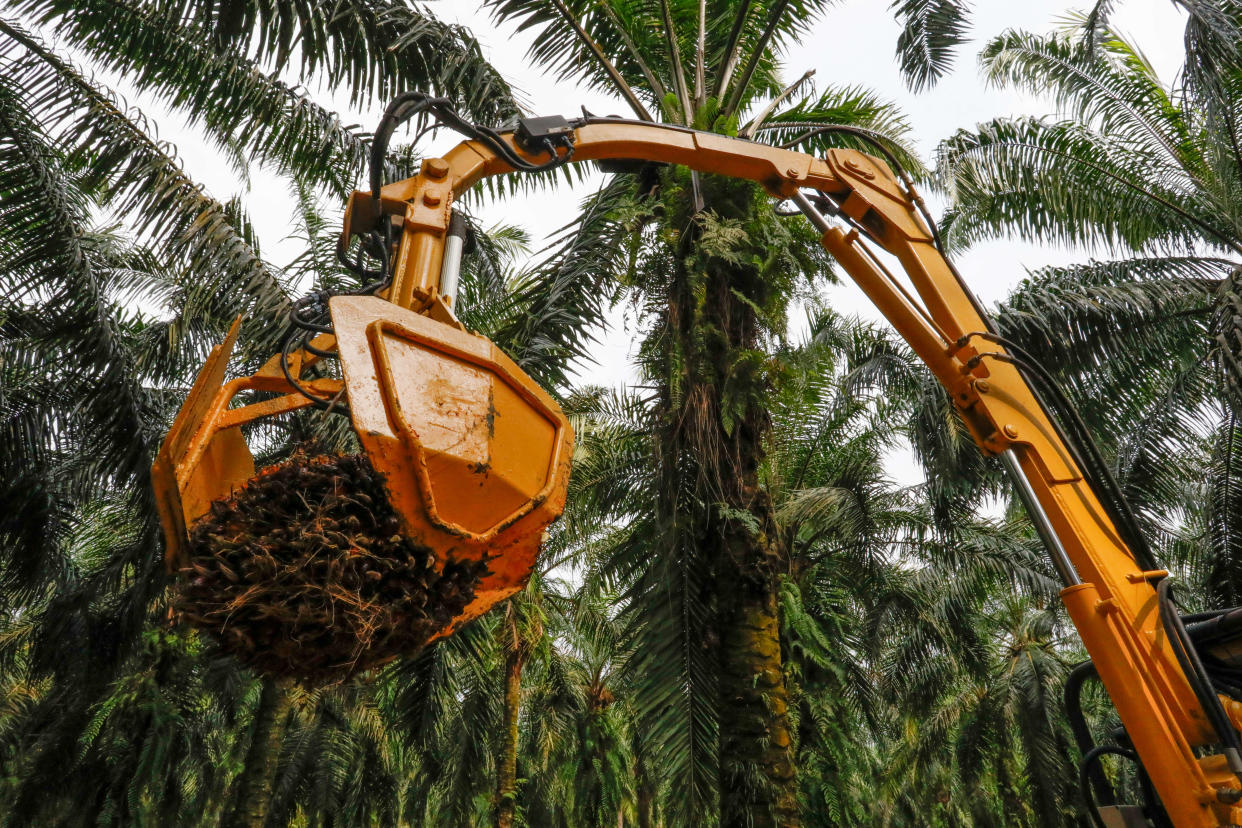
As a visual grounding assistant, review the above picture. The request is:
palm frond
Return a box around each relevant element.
[492,178,637,389]
[937,116,1230,254]
[24,0,370,195]
[16,0,518,121]
[1,20,293,360]
[720,0,793,121]
[485,0,664,116]
[890,0,970,91]
[751,84,919,174]
[981,28,1202,179]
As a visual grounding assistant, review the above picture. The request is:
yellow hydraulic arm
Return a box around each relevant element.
[151,98,1242,824]
[346,117,1242,826]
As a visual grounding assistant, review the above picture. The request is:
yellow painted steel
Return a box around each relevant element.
[154,120,1239,823]
[330,295,572,632]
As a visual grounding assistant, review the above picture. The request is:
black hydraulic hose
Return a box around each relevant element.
[337,227,388,284]
[299,336,337,360]
[577,114,702,137]
[1080,745,1137,828]
[1181,607,1235,625]
[1065,661,1116,807]
[287,294,338,360]
[279,329,341,414]
[365,92,575,281]
[978,348,1152,569]
[370,91,575,201]
[1185,606,1242,646]
[1157,578,1242,777]
[961,333,1160,573]
[290,293,334,334]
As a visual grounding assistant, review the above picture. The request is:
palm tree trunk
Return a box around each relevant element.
[224,678,291,828]
[636,789,653,828]
[716,519,798,828]
[634,733,655,828]
[661,172,800,827]
[495,634,523,828]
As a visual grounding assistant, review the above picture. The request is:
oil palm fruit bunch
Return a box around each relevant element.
[174,452,488,684]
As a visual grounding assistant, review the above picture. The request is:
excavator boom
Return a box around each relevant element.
[154,102,1242,825]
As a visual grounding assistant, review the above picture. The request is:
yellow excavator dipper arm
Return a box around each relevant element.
[154,112,1242,825]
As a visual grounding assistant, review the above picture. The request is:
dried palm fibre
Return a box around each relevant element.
[175,453,488,684]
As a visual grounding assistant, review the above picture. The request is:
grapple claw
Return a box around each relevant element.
[152,122,577,679]
[151,293,572,680]
[152,315,254,569]
[329,294,573,633]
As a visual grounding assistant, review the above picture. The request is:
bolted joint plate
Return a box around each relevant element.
[330,295,574,631]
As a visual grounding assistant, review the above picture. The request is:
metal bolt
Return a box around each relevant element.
[425,158,450,179]
[1003,424,1019,439]
[844,157,875,179]
[423,192,442,207]
[786,166,800,178]
[975,380,990,393]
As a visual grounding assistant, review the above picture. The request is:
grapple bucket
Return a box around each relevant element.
[151,296,572,678]
[329,294,573,631]
[149,126,585,679]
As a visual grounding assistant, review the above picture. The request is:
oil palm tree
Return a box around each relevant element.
[764,310,917,827]
[493,582,545,828]
[935,18,1242,602]
[890,0,1242,91]
[763,307,1090,826]
[563,303,1068,825]
[873,594,1085,828]
[503,570,637,828]
[482,3,913,823]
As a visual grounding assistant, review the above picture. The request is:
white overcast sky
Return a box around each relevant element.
[151,1,1186,481]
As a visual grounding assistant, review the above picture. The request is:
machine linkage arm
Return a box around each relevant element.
[339,116,1242,826]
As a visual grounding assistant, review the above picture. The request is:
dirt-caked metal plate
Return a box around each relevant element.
[330,295,574,629]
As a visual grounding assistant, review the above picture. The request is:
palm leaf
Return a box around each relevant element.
[22,0,371,195]
[890,0,970,91]
[14,0,518,121]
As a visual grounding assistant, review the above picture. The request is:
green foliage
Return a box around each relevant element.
[8,2,1242,827]
[890,0,972,92]
[456,8,912,819]
[891,0,1242,92]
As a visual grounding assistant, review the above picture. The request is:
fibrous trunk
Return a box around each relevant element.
[224,678,291,828]
[717,512,798,827]
[657,171,799,826]
[495,628,523,828]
